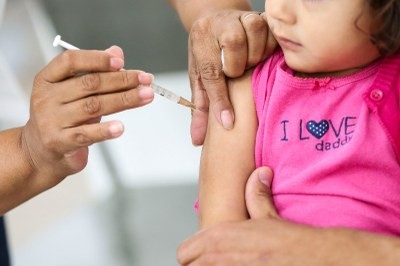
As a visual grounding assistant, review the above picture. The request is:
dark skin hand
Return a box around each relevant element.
[188,11,277,145]
[0,46,154,213]
[177,167,400,265]
[23,46,154,180]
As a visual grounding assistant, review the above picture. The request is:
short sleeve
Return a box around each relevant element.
[252,49,284,121]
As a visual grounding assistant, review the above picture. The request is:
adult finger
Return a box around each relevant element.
[240,12,268,68]
[59,85,154,127]
[177,222,255,265]
[189,17,234,131]
[105,45,124,60]
[56,120,125,153]
[187,252,267,266]
[245,166,280,219]
[189,94,209,146]
[188,40,209,145]
[177,230,205,266]
[190,111,208,146]
[54,70,151,103]
[177,225,237,265]
[217,16,248,78]
[39,49,124,83]
[262,12,279,59]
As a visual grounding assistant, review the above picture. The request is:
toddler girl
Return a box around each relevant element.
[197,0,400,236]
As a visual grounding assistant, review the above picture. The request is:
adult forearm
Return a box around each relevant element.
[323,228,400,265]
[168,0,252,31]
[0,127,46,214]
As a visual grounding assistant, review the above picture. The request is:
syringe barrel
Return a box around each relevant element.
[151,83,180,103]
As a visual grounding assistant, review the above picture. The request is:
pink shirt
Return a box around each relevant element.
[252,50,400,236]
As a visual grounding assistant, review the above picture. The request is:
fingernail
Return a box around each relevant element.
[244,13,259,20]
[221,110,234,130]
[110,57,124,70]
[109,122,124,137]
[258,168,271,188]
[105,45,124,58]
[138,72,154,84]
[138,86,154,100]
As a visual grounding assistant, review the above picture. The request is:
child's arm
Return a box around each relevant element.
[198,70,257,228]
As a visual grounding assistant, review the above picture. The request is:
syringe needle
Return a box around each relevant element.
[151,82,196,110]
[177,97,197,110]
[53,35,196,110]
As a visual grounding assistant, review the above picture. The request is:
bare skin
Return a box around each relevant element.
[188,12,276,145]
[197,71,256,228]
[168,0,277,145]
[177,167,400,266]
[0,46,154,214]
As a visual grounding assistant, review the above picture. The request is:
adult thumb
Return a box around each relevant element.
[245,167,279,219]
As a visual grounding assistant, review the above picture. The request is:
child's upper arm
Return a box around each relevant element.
[198,70,258,228]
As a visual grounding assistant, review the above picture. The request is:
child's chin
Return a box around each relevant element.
[285,58,316,74]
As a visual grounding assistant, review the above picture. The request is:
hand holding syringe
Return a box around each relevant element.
[53,35,196,110]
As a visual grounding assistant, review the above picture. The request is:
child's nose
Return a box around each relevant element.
[266,0,297,25]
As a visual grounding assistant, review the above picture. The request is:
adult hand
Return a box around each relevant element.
[177,167,400,265]
[21,46,154,185]
[188,11,276,145]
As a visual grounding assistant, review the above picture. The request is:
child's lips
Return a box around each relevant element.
[275,35,302,50]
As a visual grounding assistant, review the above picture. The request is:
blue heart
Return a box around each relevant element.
[306,120,329,139]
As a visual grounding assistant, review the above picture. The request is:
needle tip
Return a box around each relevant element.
[178,97,196,110]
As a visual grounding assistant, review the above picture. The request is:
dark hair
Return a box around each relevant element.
[368,0,400,55]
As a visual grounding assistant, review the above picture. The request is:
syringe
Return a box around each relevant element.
[53,35,196,110]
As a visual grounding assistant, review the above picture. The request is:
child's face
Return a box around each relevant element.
[265,0,381,76]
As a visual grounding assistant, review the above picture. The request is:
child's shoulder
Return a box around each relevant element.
[372,52,400,163]
[262,48,285,68]
[381,52,400,71]
[376,52,400,90]
[253,48,284,79]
